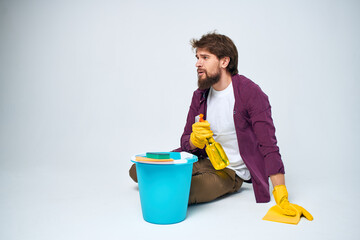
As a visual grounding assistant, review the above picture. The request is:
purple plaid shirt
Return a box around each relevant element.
[179,74,285,203]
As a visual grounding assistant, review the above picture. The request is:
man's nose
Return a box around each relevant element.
[195,59,202,67]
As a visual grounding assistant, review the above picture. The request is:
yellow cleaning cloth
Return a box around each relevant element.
[263,205,300,224]
[263,185,314,224]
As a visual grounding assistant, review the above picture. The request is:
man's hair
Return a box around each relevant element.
[190,31,239,75]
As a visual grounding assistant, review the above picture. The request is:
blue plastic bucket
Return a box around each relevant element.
[131,152,198,224]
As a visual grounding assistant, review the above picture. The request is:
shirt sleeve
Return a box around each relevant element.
[180,91,207,157]
[246,84,285,176]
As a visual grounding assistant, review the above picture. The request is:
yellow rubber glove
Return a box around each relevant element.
[190,121,213,149]
[263,185,314,224]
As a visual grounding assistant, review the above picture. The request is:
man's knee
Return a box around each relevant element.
[189,172,228,204]
[129,164,138,183]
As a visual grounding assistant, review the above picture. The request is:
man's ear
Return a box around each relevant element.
[221,57,230,69]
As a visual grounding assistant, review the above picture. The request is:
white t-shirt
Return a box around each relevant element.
[206,82,251,180]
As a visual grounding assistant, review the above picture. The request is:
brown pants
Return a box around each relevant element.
[129,157,243,205]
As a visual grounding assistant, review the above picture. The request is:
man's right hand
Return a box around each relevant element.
[190,121,213,149]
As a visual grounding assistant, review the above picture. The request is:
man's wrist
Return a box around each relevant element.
[189,139,197,150]
[270,173,285,187]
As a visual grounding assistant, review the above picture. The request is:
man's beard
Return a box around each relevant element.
[197,69,221,90]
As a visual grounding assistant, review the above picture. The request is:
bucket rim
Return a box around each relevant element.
[131,152,198,165]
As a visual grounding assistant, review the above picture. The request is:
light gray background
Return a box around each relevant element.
[1,0,359,239]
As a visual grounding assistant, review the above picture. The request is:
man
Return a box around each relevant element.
[181,32,285,204]
[130,32,313,224]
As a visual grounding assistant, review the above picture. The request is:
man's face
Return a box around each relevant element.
[195,48,221,90]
